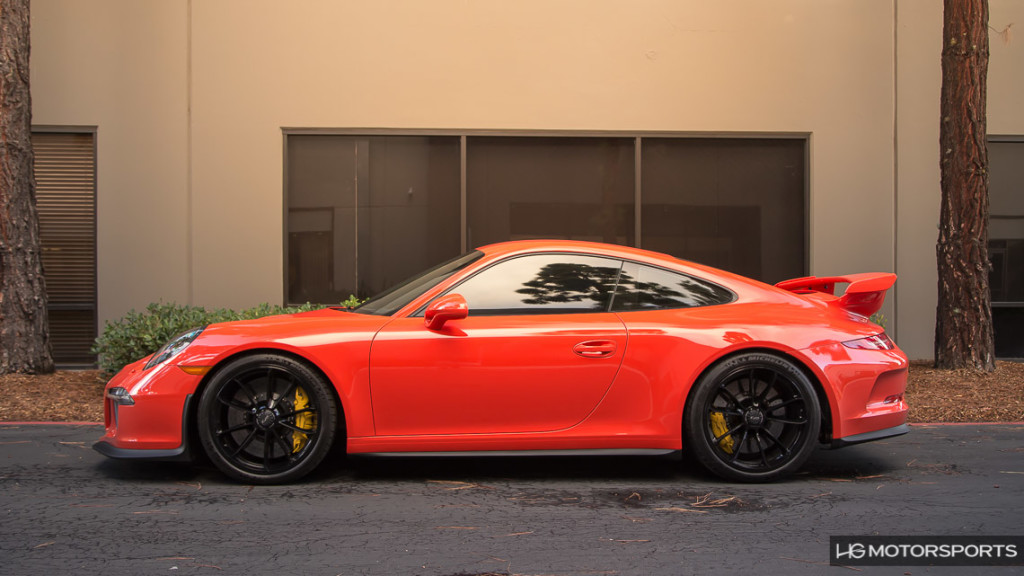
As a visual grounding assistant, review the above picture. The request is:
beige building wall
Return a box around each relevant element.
[895,0,1024,359]
[895,1,942,361]
[189,0,896,310]
[31,1,191,330]
[29,0,1024,359]
[989,1,1024,135]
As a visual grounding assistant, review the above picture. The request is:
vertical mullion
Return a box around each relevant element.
[353,140,359,295]
[282,133,290,305]
[460,135,467,252]
[635,136,643,248]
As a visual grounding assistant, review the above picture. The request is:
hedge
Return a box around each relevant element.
[92,298,360,376]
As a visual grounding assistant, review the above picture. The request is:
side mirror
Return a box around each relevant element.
[424,293,468,331]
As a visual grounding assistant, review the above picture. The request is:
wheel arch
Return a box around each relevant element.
[184,347,348,459]
[682,346,834,445]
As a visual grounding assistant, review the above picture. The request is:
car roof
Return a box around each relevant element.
[475,239,737,280]
[477,239,681,264]
[473,239,789,302]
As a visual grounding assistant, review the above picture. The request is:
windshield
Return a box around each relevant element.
[352,251,484,316]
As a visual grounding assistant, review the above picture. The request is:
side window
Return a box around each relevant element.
[451,254,623,315]
[612,262,733,311]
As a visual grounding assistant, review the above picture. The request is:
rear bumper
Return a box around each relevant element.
[829,423,910,449]
[800,343,910,441]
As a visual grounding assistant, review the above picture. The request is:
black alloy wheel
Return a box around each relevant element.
[684,352,821,482]
[197,354,337,484]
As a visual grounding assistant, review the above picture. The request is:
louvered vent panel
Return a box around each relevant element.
[33,132,97,366]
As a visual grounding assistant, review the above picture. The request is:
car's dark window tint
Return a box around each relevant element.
[612,262,733,311]
[354,251,484,316]
[451,254,623,316]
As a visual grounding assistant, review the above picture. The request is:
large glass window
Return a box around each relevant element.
[988,139,1024,358]
[356,251,483,317]
[286,135,461,304]
[451,254,623,316]
[286,132,807,306]
[641,138,805,284]
[467,136,635,247]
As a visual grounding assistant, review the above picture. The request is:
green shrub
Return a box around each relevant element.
[92,298,363,376]
[340,294,364,308]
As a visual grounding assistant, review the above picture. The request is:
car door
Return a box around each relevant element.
[369,253,628,436]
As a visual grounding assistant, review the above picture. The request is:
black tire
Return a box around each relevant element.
[197,354,337,484]
[684,352,821,482]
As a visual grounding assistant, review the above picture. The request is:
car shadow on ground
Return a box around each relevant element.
[92,442,905,487]
[312,443,904,485]
[94,458,207,483]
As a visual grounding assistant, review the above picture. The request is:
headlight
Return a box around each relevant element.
[144,327,205,370]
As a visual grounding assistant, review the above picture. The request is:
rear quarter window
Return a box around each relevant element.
[612,262,734,311]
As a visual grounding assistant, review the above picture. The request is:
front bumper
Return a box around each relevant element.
[93,394,194,462]
[93,357,202,461]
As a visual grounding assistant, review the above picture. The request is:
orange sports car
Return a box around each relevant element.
[95,240,909,483]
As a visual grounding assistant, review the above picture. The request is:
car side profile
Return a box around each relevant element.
[95,240,909,483]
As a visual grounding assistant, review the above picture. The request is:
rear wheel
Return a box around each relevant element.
[685,352,820,482]
[197,354,337,484]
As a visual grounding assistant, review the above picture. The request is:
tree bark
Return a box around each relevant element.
[0,0,54,374]
[935,0,994,371]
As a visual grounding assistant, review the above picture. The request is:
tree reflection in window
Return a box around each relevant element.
[454,254,622,315]
[515,262,622,310]
[612,263,733,311]
[452,254,732,316]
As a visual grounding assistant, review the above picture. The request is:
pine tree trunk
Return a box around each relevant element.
[935,0,995,371]
[0,0,54,374]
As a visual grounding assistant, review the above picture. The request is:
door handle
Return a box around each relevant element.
[573,340,617,358]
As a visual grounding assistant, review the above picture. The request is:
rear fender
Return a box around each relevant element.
[681,346,836,444]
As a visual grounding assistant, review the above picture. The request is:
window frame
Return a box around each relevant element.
[414,252,737,318]
[988,135,1024,307]
[31,125,99,367]
[611,260,737,312]
[422,252,626,317]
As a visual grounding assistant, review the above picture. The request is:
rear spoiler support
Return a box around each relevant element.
[775,273,896,317]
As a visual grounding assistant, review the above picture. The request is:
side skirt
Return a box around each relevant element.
[352,448,680,458]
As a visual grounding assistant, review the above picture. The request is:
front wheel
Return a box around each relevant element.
[684,353,821,482]
[197,354,337,484]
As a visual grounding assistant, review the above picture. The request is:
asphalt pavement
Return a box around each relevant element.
[1,423,1023,576]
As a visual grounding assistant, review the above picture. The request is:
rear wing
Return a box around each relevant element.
[774,273,896,317]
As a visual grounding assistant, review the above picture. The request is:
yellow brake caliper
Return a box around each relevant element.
[291,386,316,453]
[710,411,735,454]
